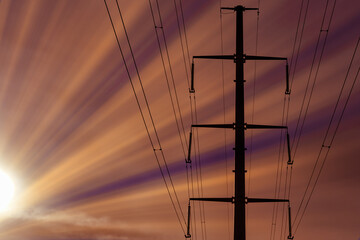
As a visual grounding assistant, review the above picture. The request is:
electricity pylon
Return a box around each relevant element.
[185,5,294,240]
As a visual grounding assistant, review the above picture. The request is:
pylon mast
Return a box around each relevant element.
[234,5,246,240]
[186,5,293,240]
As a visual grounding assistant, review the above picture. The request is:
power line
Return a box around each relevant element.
[287,0,311,162]
[114,0,188,229]
[247,0,260,209]
[148,0,207,239]
[267,0,313,237]
[171,0,208,238]
[178,0,192,68]
[147,0,188,161]
[173,0,208,238]
[154,0,189,152]
[270,95,289,240]
[194,95,208,240]
[274,1,310,238]
[173,0,190,88]
[173,0,207,238]
[291,0,337,226]
[268,2,311,237]
[289,0,310,90]
[220,1,231,239]
[288,0,306,76]
[292,0,335,161]
[293,36,360,234]
[103,0,186,233]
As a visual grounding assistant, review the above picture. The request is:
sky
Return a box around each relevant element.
[0,0,359,240]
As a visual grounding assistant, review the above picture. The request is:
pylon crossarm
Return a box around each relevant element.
[190,197,234,203]
[192,123,234,129]
[244,55,287,61]
[221,7,235,10]
[221,6,258,11]
[245,124,293,165]
[244,55,291,94]
[192,123,287,130]
[245,124,287,129]
[193,55,235,60]
[246,198,289,203]
[191,55,236,93]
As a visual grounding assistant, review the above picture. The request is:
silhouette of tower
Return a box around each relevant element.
[186,5,294,240]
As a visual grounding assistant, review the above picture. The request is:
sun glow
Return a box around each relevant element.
[0,170,15,212]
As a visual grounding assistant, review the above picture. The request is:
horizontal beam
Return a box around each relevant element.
[190,197,234,203]
[245,55,287,61]
[246,198,289,203]
[221,7,236,10]
[193,55,234,60]
[192,124,234,129]
[194,54,285,62]
[192,123,287,129]
[190,197,289,203]
[246,124,287,129]
[221,7,258,11]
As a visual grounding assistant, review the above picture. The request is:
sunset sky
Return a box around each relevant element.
[0,0,359,239]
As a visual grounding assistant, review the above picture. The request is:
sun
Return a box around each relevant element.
[0,170,15,212]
